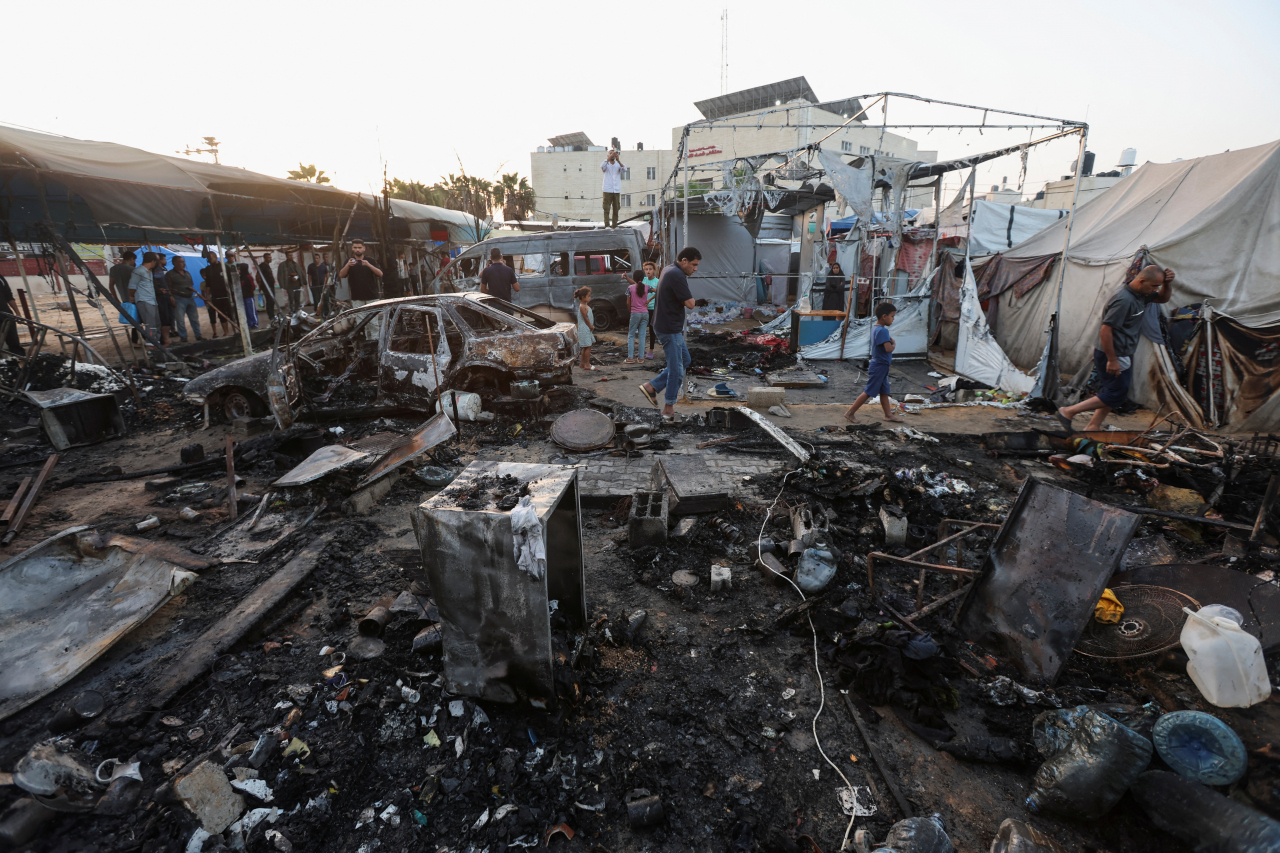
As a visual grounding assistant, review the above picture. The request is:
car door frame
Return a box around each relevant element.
[377,305,452,404]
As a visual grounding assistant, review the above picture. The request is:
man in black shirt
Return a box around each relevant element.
[1057,263,1174,431]
[639,246,700,419]
[256,253,278,325]
[479,247,519,301]
[339,239,384,305]
[0,273,23,354]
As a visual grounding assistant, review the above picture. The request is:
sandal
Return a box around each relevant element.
[639,384,658,408]
[662,413,678,424]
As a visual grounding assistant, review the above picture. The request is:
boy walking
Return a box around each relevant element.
[844,301,905,424]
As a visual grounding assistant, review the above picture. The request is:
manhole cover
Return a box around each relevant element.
[672,570,699,587]
[1075,585,1200,659]
[550,409,615,452]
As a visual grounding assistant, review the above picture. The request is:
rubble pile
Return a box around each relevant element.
[2,346,1280,853]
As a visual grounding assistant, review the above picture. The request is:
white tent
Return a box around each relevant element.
[989,139,1280,430]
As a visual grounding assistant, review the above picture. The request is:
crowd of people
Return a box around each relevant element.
[105,247,340,348]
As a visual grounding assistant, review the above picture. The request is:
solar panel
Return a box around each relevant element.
[547,132,594,148]
[693,77,819,121]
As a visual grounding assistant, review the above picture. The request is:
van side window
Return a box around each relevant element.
[507,254,545,279]
[549,252,570,277]
[573,249,631,275]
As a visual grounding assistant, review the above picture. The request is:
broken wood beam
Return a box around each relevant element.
[101,535,331,725]
[2,455,57,546]
[841,691,915,820]
[225,435,238,521]
[2,477,32,525]
[1251,474,1280,544]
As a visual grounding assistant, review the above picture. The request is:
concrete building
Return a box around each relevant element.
[1023,175,1123,209]
[529,78,936,224]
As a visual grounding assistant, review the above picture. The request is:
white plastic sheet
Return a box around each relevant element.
[510,497,546,580]
[968,200,1068,256]
[799,272,931,360]
[955,260,1037,394]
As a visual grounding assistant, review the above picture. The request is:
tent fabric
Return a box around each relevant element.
[995,139,1280,373]
[955,259,1037,394]
[681,214,758,302]
[817,150,873,223]
[799,272,930,360]
[968,200,1068,256]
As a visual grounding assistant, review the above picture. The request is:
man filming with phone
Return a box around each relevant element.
[601,148,625,229]
[339,238,384,308]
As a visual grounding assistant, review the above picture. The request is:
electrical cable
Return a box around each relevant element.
[755,470,861,849]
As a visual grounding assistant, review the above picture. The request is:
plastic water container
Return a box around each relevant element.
[1180,605,1271,708]
[435,390,482,422]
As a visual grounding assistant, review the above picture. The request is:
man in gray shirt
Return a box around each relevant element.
[128,251,161,345]
[1057,263,1174,431]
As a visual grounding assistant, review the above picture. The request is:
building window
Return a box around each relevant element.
[841,141,852,152]
[622,168,631,180]
[859,145,871,155]
[644,194,655,206]
[621,194,631,207]
[874,149,883,156]
[646,166,656,180]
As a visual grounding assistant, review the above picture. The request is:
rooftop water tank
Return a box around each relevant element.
[1118,148,1138,167]
[537,146,545,153]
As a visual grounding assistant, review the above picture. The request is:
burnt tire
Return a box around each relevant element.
[221,388,267,422]
[590,300,617,332]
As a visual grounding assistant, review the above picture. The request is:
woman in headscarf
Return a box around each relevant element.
[822,262,848,312]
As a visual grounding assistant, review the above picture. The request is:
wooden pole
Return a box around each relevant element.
[225,434,238,520]
[2,454,58,546]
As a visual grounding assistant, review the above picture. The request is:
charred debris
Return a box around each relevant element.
[1,335,1280,853]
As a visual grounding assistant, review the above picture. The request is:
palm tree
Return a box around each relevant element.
[386,177,447,207]
[286,163,331,184]
[494,173,536,222]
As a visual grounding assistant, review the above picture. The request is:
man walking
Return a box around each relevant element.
[639,247,700,422]
[256,252,278,326]
[1057,263,1175,432]
[128,251,161,345]
[278,251,305,314]
[601,148,625,228]
[166,255,202,342]
[479,247,519,301]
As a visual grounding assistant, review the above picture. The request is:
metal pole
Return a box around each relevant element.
[1053,126,1089,324]
[681,130,689,249]
[214,231,253,357]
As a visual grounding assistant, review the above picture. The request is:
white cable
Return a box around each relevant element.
[756,471,860,849]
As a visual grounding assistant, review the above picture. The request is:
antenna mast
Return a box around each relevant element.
[720,7,728,94]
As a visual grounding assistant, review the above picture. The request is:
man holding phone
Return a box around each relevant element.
[601,148,625,228]
[340,238,384,307]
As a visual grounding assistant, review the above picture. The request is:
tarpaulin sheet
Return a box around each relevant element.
[681,214,758,303]
[817,150,874,223]
[968,200,1068,256]
[799,271,931,360]
[994,139,1280,374]
[955,259,1037,394]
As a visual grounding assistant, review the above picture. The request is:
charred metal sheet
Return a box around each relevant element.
[652,456,729,516]
[21,389,126,451]
[957,479,1139,684]
[355,414,457,490]
[273,445,371,487]
[411,462,584,705]
[733,405,810,462]
[550,410,615,452]
[0,527,206,722]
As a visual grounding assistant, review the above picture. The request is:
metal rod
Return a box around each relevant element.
[225,434,238,521]
[1251,475,1280,544]
[1053,126,1090,339]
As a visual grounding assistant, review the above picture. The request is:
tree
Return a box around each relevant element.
[438,172,494,220]
[494,173,536,222]
[286,163,330,184]
[386,177,447,207]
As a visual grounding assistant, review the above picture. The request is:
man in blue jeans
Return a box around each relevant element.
[639,247,700,420]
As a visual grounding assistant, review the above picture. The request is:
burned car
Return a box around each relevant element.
[184,294,579,422]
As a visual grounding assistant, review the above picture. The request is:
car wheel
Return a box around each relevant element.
[221,388,266,422]
[590,300,616,332]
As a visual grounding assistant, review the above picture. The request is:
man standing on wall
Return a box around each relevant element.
[601,148,625,229]
[1056,263,1175,432]
[639,247,700,422]
[479,247,519,301]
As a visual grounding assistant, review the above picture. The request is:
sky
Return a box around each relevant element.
[6,0,1279,212]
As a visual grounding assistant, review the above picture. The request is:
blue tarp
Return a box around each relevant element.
[828,210,921,234]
